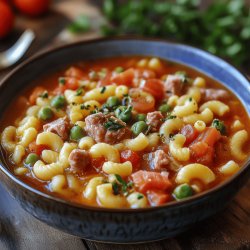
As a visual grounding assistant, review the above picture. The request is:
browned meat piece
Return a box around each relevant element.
[148,150,169,170]
[85,112,130,144]
[69,149,91,174]
[164,75,185,96]
[146,111,164,132]
[43,117,70,140]
[200,88,230,102]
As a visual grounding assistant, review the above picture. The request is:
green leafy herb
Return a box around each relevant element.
[104,118,125,131]
[39,91,48,99]
[175,71,190,84]
[100,86,106,94]
[75,87,83,96]
[102,0,250,69]
[58,77,66,85]
[68,15,90,34]
[80,104,90,110]
[166,115,177,120]
[137,194,144,200]
[212,119,227,135]
[112,182,120,195]
[113,174,134,196]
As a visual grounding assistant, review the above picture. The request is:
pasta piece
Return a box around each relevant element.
[89,143,120,162]
[17,116,40,136]
[148,57,162,71]
[194,120,206,132]
[26,105,40,116]
[84,176,104,200]
[183,108,213,125]
[50,175,73,196]
[219,160,240,175]
[66,174,82,192]
[147,133,160,149]
[167,95,179,107]
[115,85,129,98]
[14,167,29,176]
[36,97,50,106]
[187,87,201,103]
[199,100,229,116]
[160,117,183,142]
[176,163,215,185]
[59,143,77,168]
[96,183,127,208]
[193,77,206,87]
[64,90,83,104]
[173,98,198,117]
[230,130,248,161]
[1,126,17,152]
[36,131,64,152]
[83,85,116,102]
[41,150,59,164]
[78,136,95,150]
[19,127,37,147]
[169,134,190,161]
[102,161,132,177]
[12,145,25,164]
[231,120,244,132]
[124,133,149,151]
[127,192,147,208]
[33,160,64,181]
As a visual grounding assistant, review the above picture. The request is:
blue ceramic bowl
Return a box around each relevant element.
[0,38,249,243]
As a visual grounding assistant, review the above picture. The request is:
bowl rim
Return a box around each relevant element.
[0,36,249,213]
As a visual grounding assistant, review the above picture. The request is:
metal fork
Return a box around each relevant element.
[0,29,35,70]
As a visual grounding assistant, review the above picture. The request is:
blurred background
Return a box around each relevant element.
[0,0,250,72]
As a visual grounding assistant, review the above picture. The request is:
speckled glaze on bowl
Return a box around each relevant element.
[0,38,249,243]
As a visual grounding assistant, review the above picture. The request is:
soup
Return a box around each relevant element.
[1,56,249,208]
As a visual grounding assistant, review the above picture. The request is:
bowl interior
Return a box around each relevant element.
[0,38,249,210]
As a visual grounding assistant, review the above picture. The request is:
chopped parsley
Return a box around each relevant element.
[175,71,190,84]
[166,115,177,120]
[212,119,227,135]
[80,104,90,110]
[39,91,48,99]
[100,86,106,94]
[112,182,120,195]
[75,87,83,96]
[58,77,66,85]
[104,118,125,131]
[137,194,144,200]
[111,174,134,196]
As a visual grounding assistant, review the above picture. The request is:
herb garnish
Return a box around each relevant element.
[104,118,125,131]
[100,86,106,94]
[58,77,65,85]
[111,174,134,196]
[75,87,83,96]
[137,194,144,200]
[39,91,48,99]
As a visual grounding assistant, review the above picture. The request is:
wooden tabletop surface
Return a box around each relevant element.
[0,1,249,249]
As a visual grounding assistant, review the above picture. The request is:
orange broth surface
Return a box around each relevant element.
[1,56,250,208]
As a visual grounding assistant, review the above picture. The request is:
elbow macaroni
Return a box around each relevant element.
[169,134,190,161]
[183,108,213,124]
[199,100,229,116]
[124,133,149,151]
[230,130,248,161]
[1,126,17,152]
[102,161,132,177]
[90,143,120,162]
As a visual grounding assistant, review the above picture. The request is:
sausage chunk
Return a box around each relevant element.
[43,117,70,140]
[85,112,130,144]
[69,149,91,174]
[146,111,164,132]
[200,88,230,102]
[164,75,185,96]
[148,150,169,170]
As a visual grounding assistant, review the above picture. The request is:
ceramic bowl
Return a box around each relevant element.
[0,38,249,243]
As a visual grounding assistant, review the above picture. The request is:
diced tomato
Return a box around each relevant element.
[29,86,46,105]
[111,68,134,86]
[65,66,85,79]
[195,127,221,147]
[147,190,171,206]
[120,150,140,169]
[129,88,155,113]
[55,77,79,94]
[190,143,214,165]
[131,170,172,193]
[181,124,199,145]
[29,142,49,156]
[140,79,165,99]
[91,157,105,172]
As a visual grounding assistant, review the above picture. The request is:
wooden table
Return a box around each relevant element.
[0,1,249,249]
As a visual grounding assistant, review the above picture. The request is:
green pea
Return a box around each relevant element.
[25,153,39,166]
[115,106,132,122]
[159,104,171,113]
[136,113,146,121]
[115,66,124,73]
[106,96,120,108]
[38,107,53,120]
[131,121,148,136]
[51,95,66,109]
[173,183,193,200]
[70,125,85,141]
